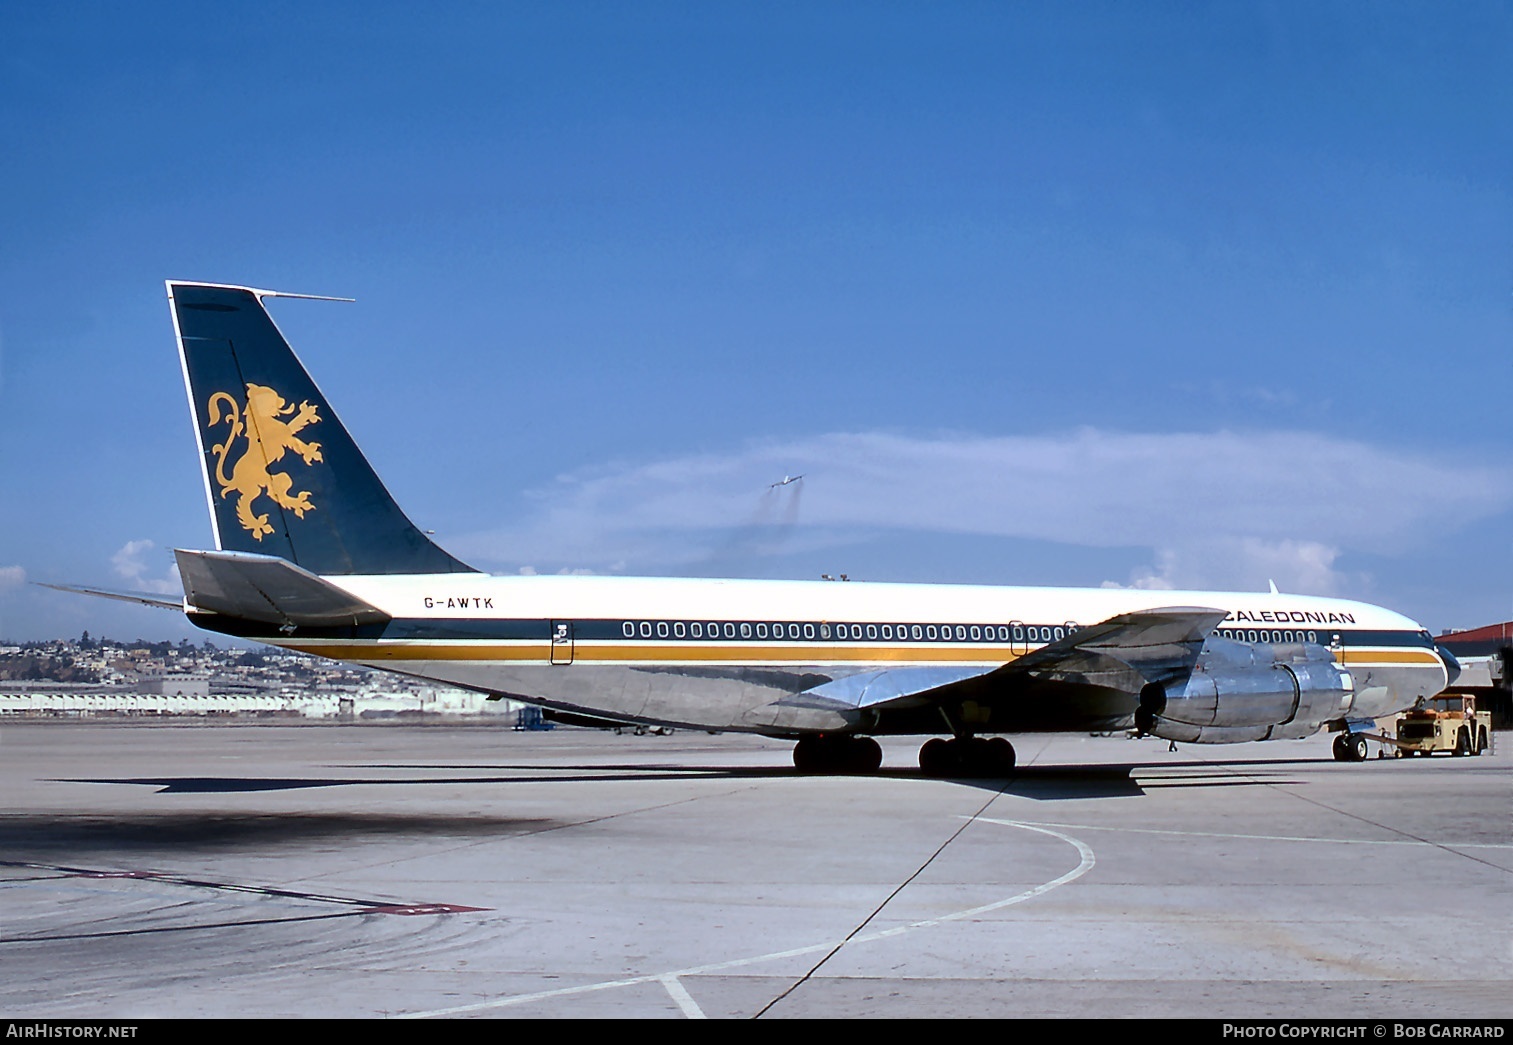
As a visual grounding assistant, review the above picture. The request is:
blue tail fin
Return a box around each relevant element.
[169,281,476,576]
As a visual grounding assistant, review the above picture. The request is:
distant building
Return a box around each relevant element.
[1436,621,1512,728]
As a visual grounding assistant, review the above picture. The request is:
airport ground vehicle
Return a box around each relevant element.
[1393,694,1491,757]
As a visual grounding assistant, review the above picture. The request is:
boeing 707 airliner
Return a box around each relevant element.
[64,282,1462,776]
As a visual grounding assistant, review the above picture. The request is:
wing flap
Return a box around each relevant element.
[773,666,995,712]
[1004,606,1229,686]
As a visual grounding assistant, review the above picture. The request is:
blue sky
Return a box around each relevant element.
[1,2,1508,642]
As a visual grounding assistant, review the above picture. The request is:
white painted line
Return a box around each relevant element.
[986,818,1513,848]
[660,975,706,1019]
[397,818,1096,1019]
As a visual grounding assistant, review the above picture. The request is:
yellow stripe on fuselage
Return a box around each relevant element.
[274,639,1440,669]
[1336,649,1442,667]
[283,641,1024,664]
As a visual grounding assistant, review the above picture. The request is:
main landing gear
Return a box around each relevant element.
[918,736,1016,778]
[791,733,1019,777]
[792,734,883,774]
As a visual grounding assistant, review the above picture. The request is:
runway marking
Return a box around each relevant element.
[396,818,1096,1020]
[987,820,1513,849]
[660,976,706,1019]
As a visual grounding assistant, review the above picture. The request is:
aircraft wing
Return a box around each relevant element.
[990,605,1230,693]
[753,607,1227,726]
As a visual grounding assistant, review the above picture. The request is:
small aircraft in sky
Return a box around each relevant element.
[769,474,804,489]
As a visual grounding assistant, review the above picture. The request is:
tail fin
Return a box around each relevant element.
[169,281,476,576]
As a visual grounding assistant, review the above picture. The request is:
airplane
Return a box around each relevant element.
[60,280,1461,776]
[769,475,804,488]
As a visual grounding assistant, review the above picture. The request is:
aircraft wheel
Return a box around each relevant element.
[984,736,1017,776]
[919,737,953,776]
[963,737,994,776]
[793,737,824,773]
[851,737,883,773]
[919,737,1016,778]
[794,736,848,773]
[794,736,883,775]
[1334,734,1368,762]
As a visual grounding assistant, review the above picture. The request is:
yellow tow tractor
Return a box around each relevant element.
[1392,693,1491,757]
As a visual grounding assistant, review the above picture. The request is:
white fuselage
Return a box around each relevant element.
[217,573,1449,736]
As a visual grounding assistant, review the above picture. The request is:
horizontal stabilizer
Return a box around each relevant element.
[174,549,390,627]
[36,582,183,612]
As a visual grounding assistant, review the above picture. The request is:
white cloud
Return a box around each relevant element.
[1109,538,1350,596]
[451,428,1512,595]
[111,540,181,595]
[0,565,24,591]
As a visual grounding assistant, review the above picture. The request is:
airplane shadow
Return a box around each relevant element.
[0,810,568,853]
[55,752,1318,801]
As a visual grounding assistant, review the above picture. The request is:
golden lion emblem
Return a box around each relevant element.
[207,384,323,540]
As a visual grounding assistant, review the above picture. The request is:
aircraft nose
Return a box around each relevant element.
[1436,645,1462,686]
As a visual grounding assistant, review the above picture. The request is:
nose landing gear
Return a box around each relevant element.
[1332,732,1370,762]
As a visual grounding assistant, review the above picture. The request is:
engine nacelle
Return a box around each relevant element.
[1136,637,1354,744]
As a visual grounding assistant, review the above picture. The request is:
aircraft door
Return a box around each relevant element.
[550,620,575,665]
[1009,621,1028,657]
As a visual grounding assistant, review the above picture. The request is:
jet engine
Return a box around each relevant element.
[1135,636,1354,743]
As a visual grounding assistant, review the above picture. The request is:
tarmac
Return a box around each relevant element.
[1,722,1508,1019]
